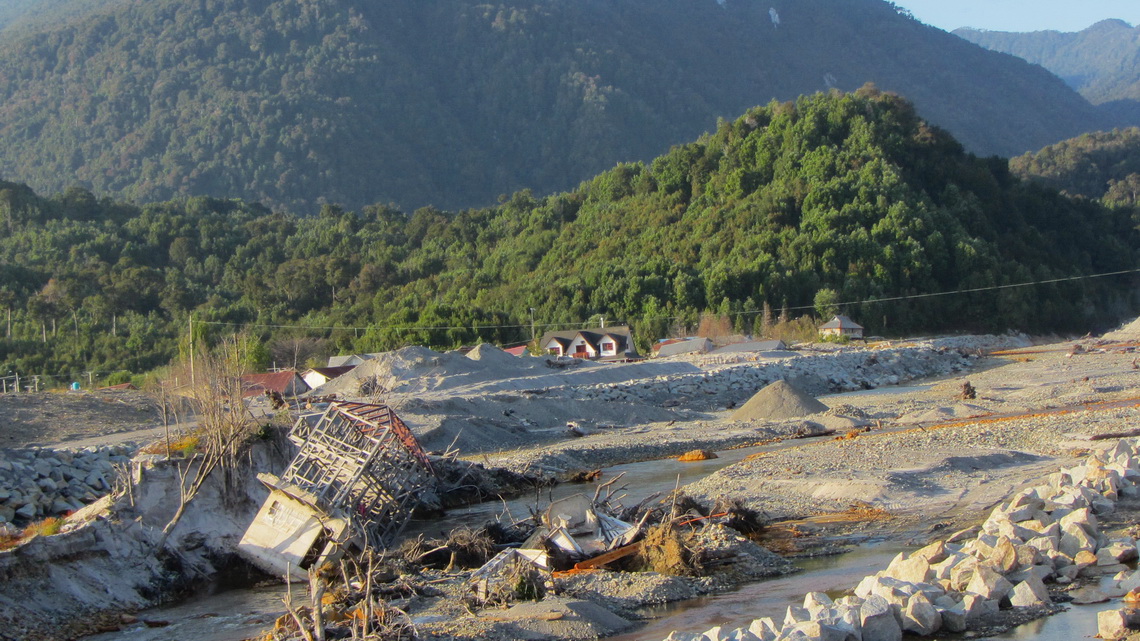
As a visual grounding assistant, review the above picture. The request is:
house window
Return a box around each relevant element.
[575,344,588,355]
[601,342,615,353]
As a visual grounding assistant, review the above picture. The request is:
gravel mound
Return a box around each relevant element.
[465,343,519,366]
[1103,316,1140,342]
[895,403,993,424]
[731,380,829,421]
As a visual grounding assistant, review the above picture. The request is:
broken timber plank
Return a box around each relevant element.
[570,542,641,571]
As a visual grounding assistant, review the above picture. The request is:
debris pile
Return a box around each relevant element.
[656,439,1140,641]
[238,401,434,579]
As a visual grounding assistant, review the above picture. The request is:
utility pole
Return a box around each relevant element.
[189,314,196,387]
[529,308,536,345]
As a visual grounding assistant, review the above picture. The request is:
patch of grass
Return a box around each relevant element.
[0,517,65,550]
[0,532,20,551]
[141,433,200,457]
[23,517,63,538]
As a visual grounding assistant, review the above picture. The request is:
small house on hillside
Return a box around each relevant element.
[240,371,310,398]
[301,366,356,390]
[540,326,638,361]
[654,338,714,358]
[819,315,864,339]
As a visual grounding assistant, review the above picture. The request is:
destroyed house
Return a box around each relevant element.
[540,326,638,360]
[238,401,433,578]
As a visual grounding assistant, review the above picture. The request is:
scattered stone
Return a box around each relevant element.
[678,450,718,462]
[1098,608,1140,640]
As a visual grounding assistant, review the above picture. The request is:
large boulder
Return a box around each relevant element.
[965,565,1013,602]
[859,595,902,641]
[1098,609,1140,640]
[1008,575,1051,607]
[901,593,941,636]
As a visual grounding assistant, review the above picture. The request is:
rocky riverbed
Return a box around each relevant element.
[4,325,1140,641]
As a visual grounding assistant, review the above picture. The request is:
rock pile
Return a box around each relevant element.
[571,346,979,409]
[0,446,132,524]
[659,438,1140,641]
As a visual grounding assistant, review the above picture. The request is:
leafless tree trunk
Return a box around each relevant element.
[157,336,257,548]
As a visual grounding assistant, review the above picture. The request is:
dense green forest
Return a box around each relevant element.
[1011,128,1140,207]
[0,89,1136,384]
[957,20,1140,107]
[0,0,1121,213]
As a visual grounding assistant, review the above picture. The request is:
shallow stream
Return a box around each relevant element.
[91,380,1117,641]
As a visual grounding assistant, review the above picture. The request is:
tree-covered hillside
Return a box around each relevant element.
[1010,128,1140,208]
[957,20,1140,106]
[0,89,1135,382]
[0,0,1119,213]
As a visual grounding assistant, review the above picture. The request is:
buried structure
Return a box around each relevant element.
[238,401,433,578]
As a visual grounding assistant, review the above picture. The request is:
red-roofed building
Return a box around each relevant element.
[240,371,310,397]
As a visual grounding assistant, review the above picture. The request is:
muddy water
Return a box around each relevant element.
[402,443,773,540]
[82,584,305,641]
[610,544,905,641]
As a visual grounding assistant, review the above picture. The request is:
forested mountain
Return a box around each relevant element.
[956,20,1140,106]
[1011,128,1140,208]
[0,0,1123,213]
[0,0,125,34]
[0,90,1135,382]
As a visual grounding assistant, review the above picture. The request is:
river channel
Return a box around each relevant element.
[90,381,1117,641]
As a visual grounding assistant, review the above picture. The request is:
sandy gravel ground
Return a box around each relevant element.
[0,389,161,448]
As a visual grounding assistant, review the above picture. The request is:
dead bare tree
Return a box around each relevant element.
[158,336,258,547]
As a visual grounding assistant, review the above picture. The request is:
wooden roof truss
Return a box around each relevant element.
[281,401,433,548]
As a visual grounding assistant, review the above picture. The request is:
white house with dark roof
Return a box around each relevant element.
[819,315,864,339]
[539,326,638,360]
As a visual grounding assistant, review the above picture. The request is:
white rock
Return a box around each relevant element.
[859,595,902,641]
[1098,608,1140,640]
[748,618,779,641]
[1008,575,1051,607]
[939,603,967,632]
[965,565,1013,601]
[901,593,941,636]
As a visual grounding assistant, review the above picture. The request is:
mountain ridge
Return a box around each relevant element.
[0,89,1134,377]
[0,0,1124,213]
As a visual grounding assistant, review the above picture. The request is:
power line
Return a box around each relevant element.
[195,267,1140,333]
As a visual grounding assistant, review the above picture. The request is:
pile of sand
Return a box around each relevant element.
[895,403,992,425]
[314,346,479,397]
[731,380,828,421]
[1103,316,1140,342]
[466,343,528,367]
[313,344,548,398]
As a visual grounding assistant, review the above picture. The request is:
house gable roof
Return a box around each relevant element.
[241,371,309,396]
[819,315,864,330]
[304,366,356,380]
[538,326,637,356]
